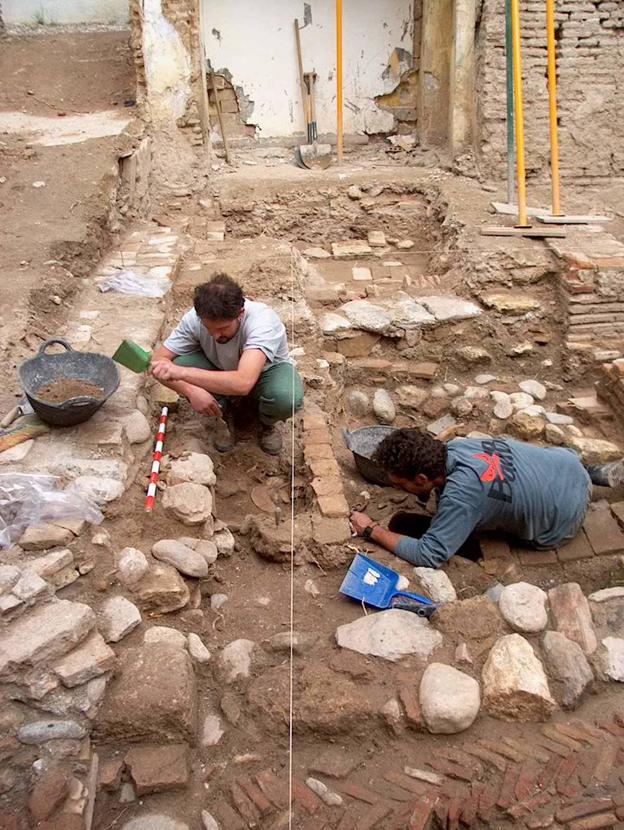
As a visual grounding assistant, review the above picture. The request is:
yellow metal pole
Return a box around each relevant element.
[510,0,530,227]
[546,0,562,215]
[336,0,344,162]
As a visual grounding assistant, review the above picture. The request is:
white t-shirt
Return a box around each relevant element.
[163,299,291,372]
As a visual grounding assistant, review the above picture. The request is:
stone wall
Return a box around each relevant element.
[476,0,624,185]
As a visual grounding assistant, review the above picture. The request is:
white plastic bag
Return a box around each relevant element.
[0,473,103,548]
[99,269,170,298]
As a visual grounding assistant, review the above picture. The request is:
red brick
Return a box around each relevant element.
[543,725,585,752]
[557,799,616,824]
[503,738,550,763]
[383,771,426,796]
[557,532,594,561]
[125,744,189,796]
[434,797,449,827]
[440,781,471,801]
[583,510,624,556]
[292,779,322,814]
[305,427,332,444]
[525,808,557,828]
[534,736,571,758]
[568,814,620,830]
[463,743,507,773]
[256,770,289,808]
[317,493,350,518]
[236,776,272,815]
[448,798,462,830]
[427,758,473,782]
[399,685,423,730]
[480,739,525,764]
[311,476,343,497]
[308,458,341,477]
[212,801,246,830]
[407,794,438,830]
[304,443,334,461]
[339,782,379,805]
[438,748,484,779]
[554,723,596,747]
[514,761,541,802]
[496,764,520,810]
[478,783,498,822]
[460,784,481,826]
[358,802,393,830]
[479,538,512,560]
[518,548,558,566]
[570,721,610,746]
[556,753,580,793]
[577,750,599,788]
[302,414,327,431]
[594,741,619,785]
[614,713,624,729]
[336,811,358,830]
[230,781,261,824]
[599,721,624,738]
[508,791,552,819]
[538,752,564,790]
[617,807,624,821]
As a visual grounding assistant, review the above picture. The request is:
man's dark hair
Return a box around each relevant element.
[194,273,244,321]
[372,428,447,480]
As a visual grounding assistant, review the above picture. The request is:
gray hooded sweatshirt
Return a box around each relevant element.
[394,437,591,569]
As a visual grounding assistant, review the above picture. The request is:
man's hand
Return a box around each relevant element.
[151,359,184,383]
[350,511,375,537]
[185,387,222,417]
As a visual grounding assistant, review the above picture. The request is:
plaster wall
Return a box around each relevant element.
[201,0,414,137]
[2,0,128,25]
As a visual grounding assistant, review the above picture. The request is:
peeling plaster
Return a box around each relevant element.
[142,0,192,124]
[201,0,412,137]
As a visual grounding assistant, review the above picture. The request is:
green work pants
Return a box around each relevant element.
[173,352,304,425]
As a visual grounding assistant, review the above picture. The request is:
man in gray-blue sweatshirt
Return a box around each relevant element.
[349,429,623,569]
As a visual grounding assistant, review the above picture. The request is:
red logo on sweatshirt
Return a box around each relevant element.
[474,452,505,482]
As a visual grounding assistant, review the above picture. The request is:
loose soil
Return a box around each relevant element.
[35,377,104,403]
[0,28,137,414]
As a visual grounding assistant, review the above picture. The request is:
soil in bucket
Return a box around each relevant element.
[36,378,105,404]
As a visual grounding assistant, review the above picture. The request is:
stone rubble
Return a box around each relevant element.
[413,568,457,603]
[100,596,142,643]
[541,631,593,708]
[151,539,209,578]
[498,582,549,633]
[335,610,443,662]
[419,663,481,734]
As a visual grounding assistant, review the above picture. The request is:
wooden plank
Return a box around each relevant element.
[490,201,550,218]
[480,225,567,238]
[537,214,611,224]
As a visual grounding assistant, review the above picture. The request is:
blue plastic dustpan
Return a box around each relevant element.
[340,553,438,618]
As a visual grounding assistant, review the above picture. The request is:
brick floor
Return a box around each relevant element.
[208,714,624,828]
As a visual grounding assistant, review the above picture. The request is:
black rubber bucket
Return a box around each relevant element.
[343,426,397,486]
[18,339,120,427]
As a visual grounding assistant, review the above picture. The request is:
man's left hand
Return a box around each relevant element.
[151,360,184,382]
[350,511,375,536]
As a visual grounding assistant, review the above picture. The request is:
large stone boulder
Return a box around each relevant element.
[413,568,457,603]
[96,643,197,743]
[419,663,480,734]
[167,452,216,487]
[335,610,443,662]
[499,582,548,633]
[548,583,597,656]
[541,631,593,708]
[595,637,624,682]
[162,483,213,525]
[482,634,556,722]
[151,540,208,578]
[132,564,190,614]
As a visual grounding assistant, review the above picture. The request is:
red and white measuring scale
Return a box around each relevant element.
[145,406,168,512]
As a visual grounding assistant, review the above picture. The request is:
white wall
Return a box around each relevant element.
[3,0,128,26]
[201,0,414,137]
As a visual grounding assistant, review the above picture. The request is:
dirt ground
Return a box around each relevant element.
[0,29,137,415]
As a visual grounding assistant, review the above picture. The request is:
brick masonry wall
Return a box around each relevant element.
[476,0,624,185]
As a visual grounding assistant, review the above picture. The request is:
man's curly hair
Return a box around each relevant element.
[372,428,447,480]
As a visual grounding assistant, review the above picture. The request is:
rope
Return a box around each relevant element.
[288,247,296,829]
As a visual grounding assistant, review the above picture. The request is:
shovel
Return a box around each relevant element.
[112,340,151,373]
[340,553,438,618]
[294,19,331,170]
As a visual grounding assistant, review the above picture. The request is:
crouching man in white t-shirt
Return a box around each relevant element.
[150,273,304,455]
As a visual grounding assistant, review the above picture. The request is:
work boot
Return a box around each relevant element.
[214,416,235,453]
[259,422,282,455]
[593,458,624,488]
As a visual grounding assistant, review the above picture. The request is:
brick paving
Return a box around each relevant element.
[208,714,624,828]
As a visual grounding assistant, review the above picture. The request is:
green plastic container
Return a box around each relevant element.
[112,340,151,374]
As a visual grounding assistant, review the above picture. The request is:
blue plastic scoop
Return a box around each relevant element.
[340,553,438,618]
